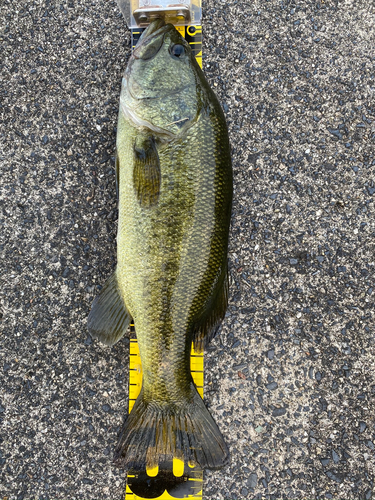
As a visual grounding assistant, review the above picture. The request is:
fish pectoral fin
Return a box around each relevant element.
[192,265,229,353]
[133,135,160,207]
[87,271,131,346]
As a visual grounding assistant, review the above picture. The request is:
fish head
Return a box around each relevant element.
[121,19,202,137]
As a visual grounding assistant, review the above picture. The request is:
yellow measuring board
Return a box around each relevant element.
[125,20,204,500]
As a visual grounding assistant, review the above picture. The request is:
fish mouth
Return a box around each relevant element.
[124,19,183,101]
[132,19,174,61]
[139,18,168,41]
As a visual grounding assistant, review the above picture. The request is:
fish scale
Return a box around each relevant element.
[117,103,231,407]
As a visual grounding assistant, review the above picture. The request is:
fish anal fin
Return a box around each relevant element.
[193,265,229,353]
[133,135,160,208]
[88,272,131,346]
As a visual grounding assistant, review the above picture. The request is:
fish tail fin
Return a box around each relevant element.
[113,387,229,471]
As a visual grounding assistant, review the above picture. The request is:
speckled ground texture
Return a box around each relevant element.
[1,0,375,498]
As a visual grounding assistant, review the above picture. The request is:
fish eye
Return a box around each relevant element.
[170,44,185,59]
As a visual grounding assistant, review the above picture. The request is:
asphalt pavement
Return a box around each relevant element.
[1,0,375,498]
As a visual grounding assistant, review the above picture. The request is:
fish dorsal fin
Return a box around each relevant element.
[133,135,160,207]
[87,272,131,346]
[192,265,229,353]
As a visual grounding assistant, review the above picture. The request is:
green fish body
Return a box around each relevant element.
[88,19,232,471]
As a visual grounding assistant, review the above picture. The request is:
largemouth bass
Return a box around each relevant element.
[88,19,232,471]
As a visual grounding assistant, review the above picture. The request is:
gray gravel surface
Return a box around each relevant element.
[1,0,375,499]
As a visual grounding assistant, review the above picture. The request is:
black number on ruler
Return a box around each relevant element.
[128,461,202,499]
[185,26,202,58]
